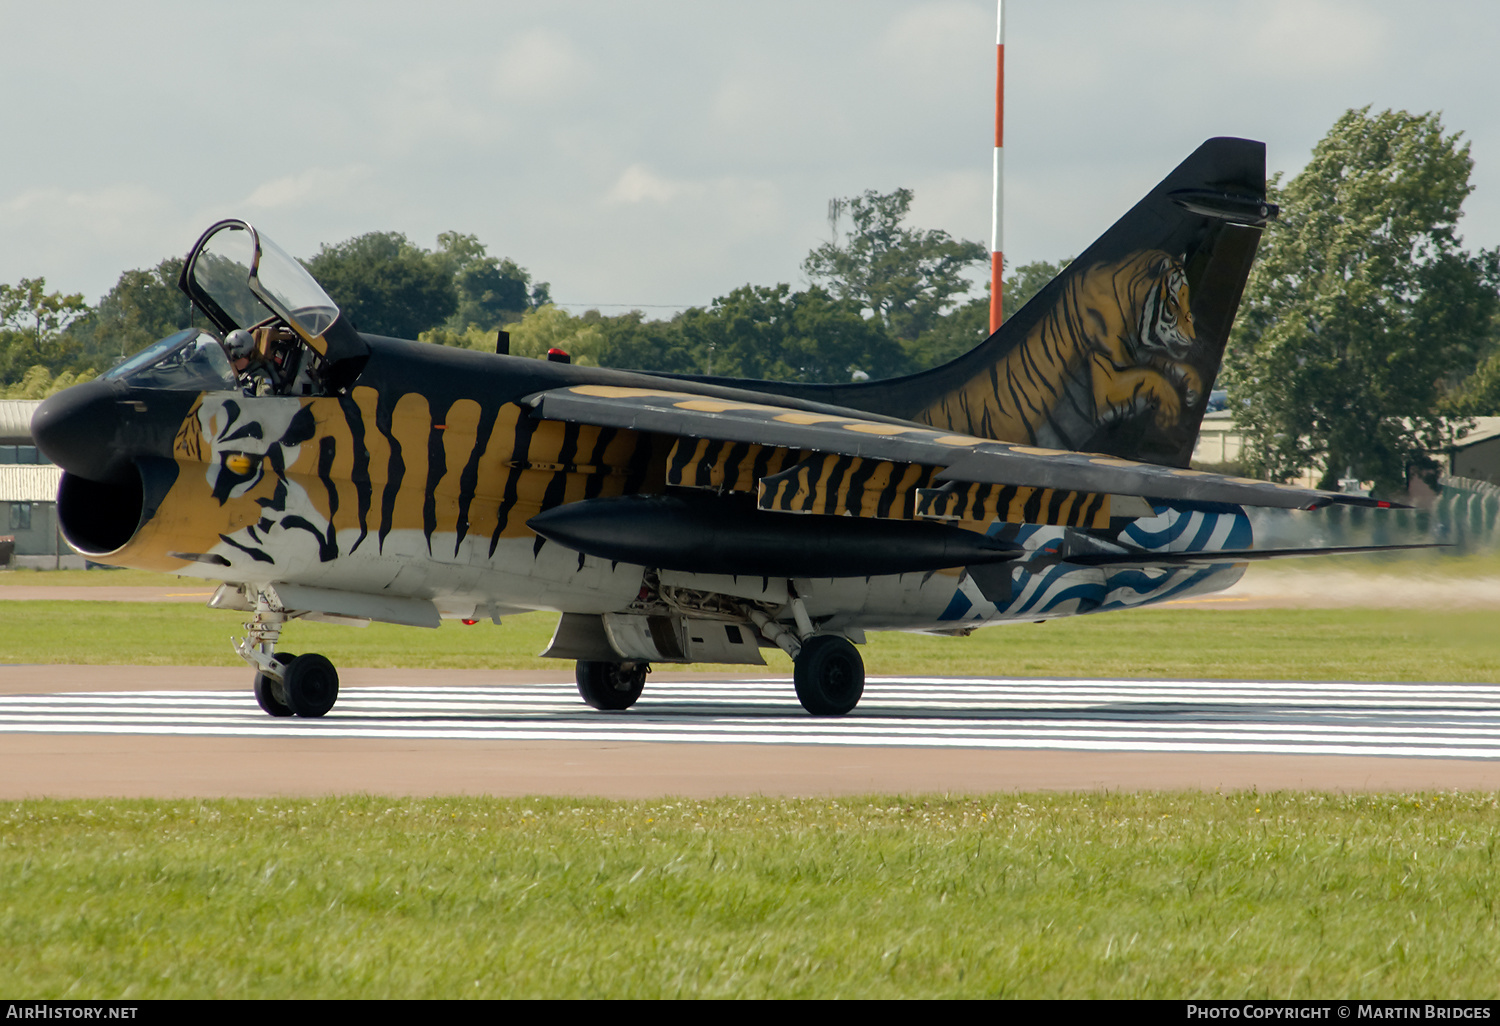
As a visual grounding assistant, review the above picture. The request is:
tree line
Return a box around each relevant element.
[0,188,1060,398]
[5,107,1499,499]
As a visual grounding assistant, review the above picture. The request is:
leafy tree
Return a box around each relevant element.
[578,309,699,375]
[430,305,703,374]
[73,257,193,366]
[1003,258,1071,320]
[0,278,88,386]
[906,257,1072,370]
[434,231,550,332]
[505,305,607,366]
[0,365,96,399]
[678,284,907,382]
[304,232,457,339]
[803,188,985,340]
[1443,314,1500,415]
[1222,108,1500,495]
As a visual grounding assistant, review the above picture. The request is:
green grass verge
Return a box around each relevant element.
[1247,548,1500,578]
[3,794,1498,998]
[0,568,192,587]
[2,602,1498,681]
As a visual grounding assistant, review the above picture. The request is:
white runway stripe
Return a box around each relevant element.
[4,678,1500,759]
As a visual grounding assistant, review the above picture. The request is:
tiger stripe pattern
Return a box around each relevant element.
[665,438,806,493]
[144,386,666,572]
[915,249,1203,451]
[756,454,938,519]
[913,482,1111,529]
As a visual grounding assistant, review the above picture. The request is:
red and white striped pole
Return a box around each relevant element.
[988,0,1005,334]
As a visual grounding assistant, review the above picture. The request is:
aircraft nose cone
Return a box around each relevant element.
[31,380,128,482]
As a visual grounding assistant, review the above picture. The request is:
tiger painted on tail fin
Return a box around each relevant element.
[914,249,1205,451]
[711,138,1269,471]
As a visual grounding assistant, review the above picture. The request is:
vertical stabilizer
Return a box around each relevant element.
[908,137,1271,466]
[739,138,1274,468]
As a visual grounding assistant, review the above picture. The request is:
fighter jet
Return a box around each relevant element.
[32,138,1409,719]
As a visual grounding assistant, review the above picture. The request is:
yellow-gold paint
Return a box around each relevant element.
[916,251,1200,445]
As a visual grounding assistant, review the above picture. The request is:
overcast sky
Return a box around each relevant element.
[3,0,1498,316]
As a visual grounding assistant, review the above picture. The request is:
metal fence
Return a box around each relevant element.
[1247,474,1500,555]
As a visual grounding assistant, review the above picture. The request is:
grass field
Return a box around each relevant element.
[3,793,1498,999]
[2,599,1499,682]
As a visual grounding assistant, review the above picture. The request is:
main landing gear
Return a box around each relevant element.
[791,634,865,717]
[748,604,866,716]
[575,660,649,710]
[570,638,865,716]
[238,601,340,718]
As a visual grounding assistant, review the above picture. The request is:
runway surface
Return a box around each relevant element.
[7,676,1500,759]
[3,672,1500,797]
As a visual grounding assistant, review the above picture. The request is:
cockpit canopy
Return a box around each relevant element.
[101,328,238,392]
[90,220,368,396]
[177,220,369,392]
[182,221,344,343]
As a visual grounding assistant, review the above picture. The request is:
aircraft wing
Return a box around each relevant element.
[524,384,1396,513]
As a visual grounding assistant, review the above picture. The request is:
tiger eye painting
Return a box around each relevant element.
[31,138,1422,719]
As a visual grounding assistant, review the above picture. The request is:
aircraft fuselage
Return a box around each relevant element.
[41,334,1247,639]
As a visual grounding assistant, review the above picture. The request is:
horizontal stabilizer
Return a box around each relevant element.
[1056,543,1445,569]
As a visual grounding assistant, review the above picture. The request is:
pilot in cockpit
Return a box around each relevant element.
[224,328,277,396]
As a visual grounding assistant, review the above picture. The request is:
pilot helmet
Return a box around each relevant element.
[224,329,256,361]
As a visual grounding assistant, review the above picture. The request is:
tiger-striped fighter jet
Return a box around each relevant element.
[32,138,1412,718]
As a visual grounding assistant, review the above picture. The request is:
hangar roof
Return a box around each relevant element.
[0,463,62,502]
[0,401,40,446]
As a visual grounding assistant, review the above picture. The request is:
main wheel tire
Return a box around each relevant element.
[252,653,295,717]
[576,660,647,711]
[283,653,339,718]
[793,635,865,716]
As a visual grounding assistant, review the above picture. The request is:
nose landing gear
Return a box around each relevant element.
[237,597,340,718]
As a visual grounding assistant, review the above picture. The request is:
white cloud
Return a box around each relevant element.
[242,166,378,212]
[0,183,170,237]
[606,164,687,205]
[875,1,992,69]
[603,164,783,234]
[492,28,590,102]
[0,184,189,298]
[1248,0,1390,76]
[906,169,991,246]
[375,66,503,154]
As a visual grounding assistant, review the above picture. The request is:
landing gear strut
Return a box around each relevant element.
[793,635,865,716]
[237,596,340,718]
[575,660,648,710]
